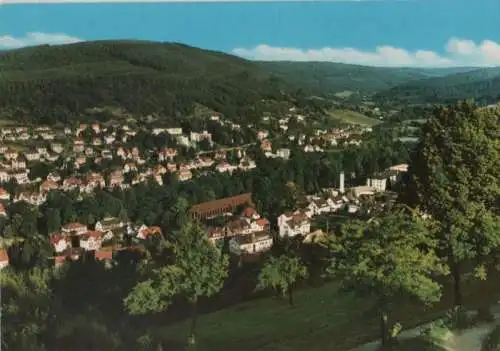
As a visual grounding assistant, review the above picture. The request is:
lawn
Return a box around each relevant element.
[327,109,381,126]
[334,91,355,99]
[156,282,374,351]
[156,263,500,351]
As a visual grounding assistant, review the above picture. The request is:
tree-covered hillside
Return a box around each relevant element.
[374,67,500,104]
[257,61,476,96]
[2,40,497,125]
[0,41,298,124]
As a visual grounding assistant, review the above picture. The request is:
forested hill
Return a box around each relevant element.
[2,40,498,124]
[373,67,500,104]
[257,61,476,96]
[0,41,300,124]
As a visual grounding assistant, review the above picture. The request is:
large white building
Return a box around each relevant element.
[277,211,311,237]
[229,232,273,255]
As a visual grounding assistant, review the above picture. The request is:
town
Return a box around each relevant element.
[2,10,500,349]
[0,105,401,269]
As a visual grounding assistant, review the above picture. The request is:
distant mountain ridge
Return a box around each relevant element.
[257,61,478,96]
[374,67,500,104]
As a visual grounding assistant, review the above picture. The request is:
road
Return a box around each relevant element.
[349,304,500,351]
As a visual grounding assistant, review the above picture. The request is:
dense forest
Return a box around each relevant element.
[0,41,301,124]
[258,62,476,96]
[374,67,500,105]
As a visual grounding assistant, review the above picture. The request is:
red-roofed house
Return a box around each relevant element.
[50,233,72,253]
[95,249,113,261]
[206,226,226,244]
[40,180,59,192]
[0,249,9,269]
[216,162,237,174]
[255,218,270,231]
[178,169,192,182]
[242,207,260,220]
[137,226,163,240]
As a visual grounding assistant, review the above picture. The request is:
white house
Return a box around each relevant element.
[152,127,168,135]
[276,148,291,160]
[307,198,332,216]
[61,222,88,235]
[366,172,389,192]
[229,232,273,255]
[226,218,253,236]
[0,187,10,201]
[50,233,72,253]
[79,231,103,251]
[95,217,127,232]
[304,144,315,153]
[190,131,212,143]
[216,162,237,173]
[176,135,191,147]
[328,196,345,212]
[347,204,360,214]
[278,211,311,237]
[166,127,183,136]
[239,157,257,171]
[388,164,408,173]
[351,186,376,198]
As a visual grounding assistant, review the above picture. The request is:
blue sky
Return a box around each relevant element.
[1,0,500,67]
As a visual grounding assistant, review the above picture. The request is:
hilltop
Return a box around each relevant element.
[0,41,299,124]
[374,67,500,104]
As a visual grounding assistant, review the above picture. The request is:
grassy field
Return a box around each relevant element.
[333,91,355,99]
[155,263,500,351]
[327,109,381,126]
[155,280,452,351]
[156,282,375,351]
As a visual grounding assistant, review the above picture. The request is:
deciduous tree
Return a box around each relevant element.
[256,254,308,307]
[405,102,500,307]
[327,209,448,347]
[124,221,229,349]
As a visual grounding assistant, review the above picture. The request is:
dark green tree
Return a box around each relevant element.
[1,268,55,351]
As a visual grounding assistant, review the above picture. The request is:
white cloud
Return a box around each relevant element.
[0,32,82,49]
[233,38,500,67]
